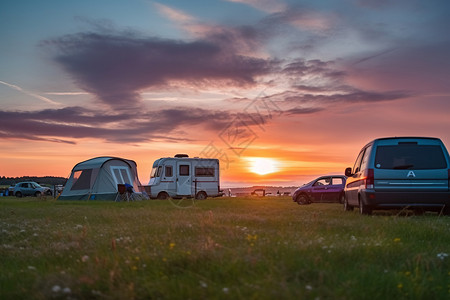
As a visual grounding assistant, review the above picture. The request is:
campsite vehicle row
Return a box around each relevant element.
[58,155,221,201]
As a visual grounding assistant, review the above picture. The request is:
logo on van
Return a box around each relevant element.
[407,171,416,178]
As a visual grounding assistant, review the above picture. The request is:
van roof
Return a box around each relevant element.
[375,136,441,141]
[361,137,442,148]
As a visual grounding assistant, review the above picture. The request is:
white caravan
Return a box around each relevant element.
[147,154,221,199]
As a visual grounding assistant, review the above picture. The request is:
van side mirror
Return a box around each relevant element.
[345,167,353,177]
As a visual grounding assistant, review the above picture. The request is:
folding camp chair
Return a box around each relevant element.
[115,184,130,202]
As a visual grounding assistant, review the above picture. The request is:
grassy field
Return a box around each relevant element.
[1,196,449,299]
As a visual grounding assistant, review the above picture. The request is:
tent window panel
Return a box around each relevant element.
[111,167,132,185]
[113,169,122,183]
[71,169,92,190]
[121,169,132,184]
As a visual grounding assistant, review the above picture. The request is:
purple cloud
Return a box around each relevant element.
[285,107,324,115]
[45,32,274,108]
[0,106,269,144]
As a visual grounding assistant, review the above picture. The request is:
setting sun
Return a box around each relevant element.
[247,157,280,175]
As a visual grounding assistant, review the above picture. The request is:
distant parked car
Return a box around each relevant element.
[293,175,347,205]
[344,137,450,215]
[13,182,52,198]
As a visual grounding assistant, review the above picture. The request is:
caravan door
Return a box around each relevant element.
[176,162,192,196]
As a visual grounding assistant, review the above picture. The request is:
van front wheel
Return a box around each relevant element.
[195,192,207,200]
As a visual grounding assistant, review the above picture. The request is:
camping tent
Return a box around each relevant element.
[59,157,144,200]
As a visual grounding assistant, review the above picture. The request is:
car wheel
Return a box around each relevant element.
[343,195,353,211]
[45,190,53,196]
[296,194,310,205]
[35,191,42,197]
[157,192,169,200]
[359,199,372,215]
[195,192,207,200]
[15,191,22,198]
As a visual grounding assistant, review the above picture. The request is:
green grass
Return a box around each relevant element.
[1,196,449,299]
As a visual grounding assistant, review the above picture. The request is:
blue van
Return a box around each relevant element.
[344,137,450,215]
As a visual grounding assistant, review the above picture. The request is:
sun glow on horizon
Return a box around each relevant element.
[247,157,280,175]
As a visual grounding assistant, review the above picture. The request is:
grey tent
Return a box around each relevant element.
[59,157,144,200]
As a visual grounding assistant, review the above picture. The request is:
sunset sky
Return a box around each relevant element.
[1,0,450,187]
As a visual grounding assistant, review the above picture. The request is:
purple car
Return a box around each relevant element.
[293,175,347,205]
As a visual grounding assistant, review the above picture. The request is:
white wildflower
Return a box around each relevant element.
[81,255,89,262]
[63,287,71,294]
[222,287,229,293]
[199,280,208,288]
[437,252,448,260]
[52,285,61,293]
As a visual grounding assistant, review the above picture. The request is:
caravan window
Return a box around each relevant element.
[111,167,132,185]
[179,165,190,176]
[150,166,163,178]
[165,166,173,177]
[71,169,92,190]
[195,167,215,177]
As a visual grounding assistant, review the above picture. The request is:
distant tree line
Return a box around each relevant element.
[0,176,67,186]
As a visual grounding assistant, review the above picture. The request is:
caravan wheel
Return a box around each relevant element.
[195,191,207,200]
[157,192,169,200]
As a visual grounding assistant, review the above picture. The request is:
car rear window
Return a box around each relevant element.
[375,145,447,170]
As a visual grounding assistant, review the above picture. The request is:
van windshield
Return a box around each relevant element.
[375,145,447,170]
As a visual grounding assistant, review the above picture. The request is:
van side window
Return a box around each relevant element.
[165,166,173,177]
[360,145,372,171]
[352,149,365,174]
[195,167,215,177]
[179,165,190,176]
